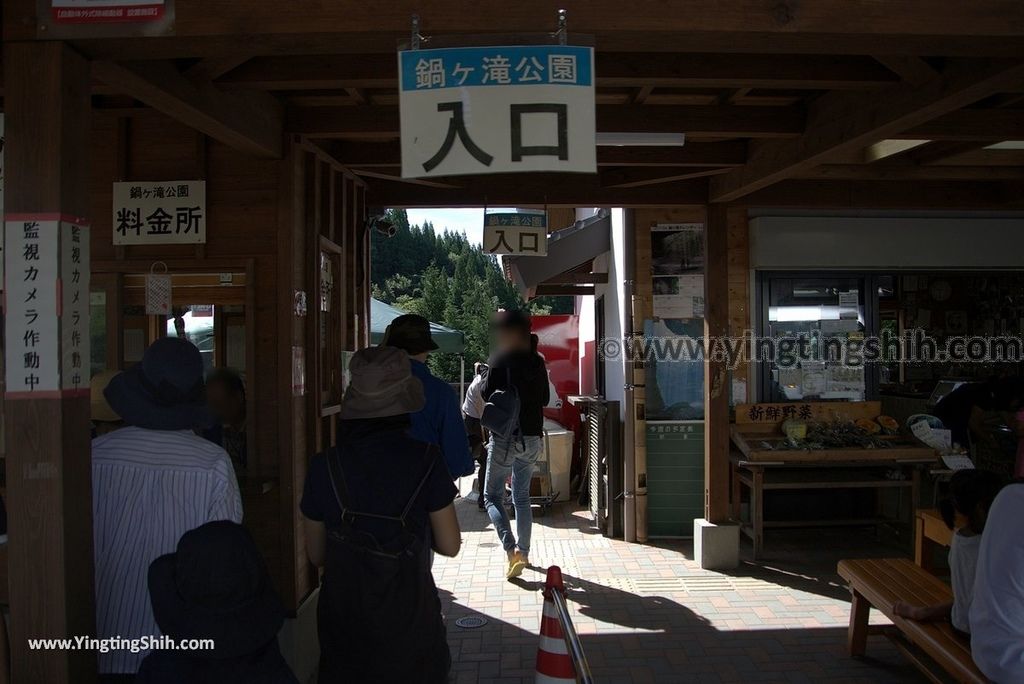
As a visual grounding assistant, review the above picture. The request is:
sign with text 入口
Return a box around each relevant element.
[399,45,595,178]
[483,212,548,256]
[113,180,206,245]
[4,214,91,398]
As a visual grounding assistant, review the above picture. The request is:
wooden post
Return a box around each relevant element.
[703,204,730,524]
[2,41,97,683]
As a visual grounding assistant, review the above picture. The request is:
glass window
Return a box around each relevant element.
[762,276,867,402]
[90,290,108,377]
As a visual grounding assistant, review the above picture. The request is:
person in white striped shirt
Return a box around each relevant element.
[93,338,243,681]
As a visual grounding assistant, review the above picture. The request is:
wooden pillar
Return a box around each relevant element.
[2,41,96,683]
[703,204,730,524]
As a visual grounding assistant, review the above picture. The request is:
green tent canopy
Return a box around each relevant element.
[370,298,465,354]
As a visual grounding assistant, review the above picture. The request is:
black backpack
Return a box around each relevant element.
[480,367,521,440]
[317,446,450,683]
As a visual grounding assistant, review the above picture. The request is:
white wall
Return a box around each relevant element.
[604,208,626,412]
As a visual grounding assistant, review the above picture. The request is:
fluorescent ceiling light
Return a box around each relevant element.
[596,132,686,147]
[985,141,1024,150]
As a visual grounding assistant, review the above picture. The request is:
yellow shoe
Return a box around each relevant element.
[506,551,527,579]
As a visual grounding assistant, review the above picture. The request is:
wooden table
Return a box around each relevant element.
[914,508,954,573]
[729,409,939,559]
[731,457,931,559]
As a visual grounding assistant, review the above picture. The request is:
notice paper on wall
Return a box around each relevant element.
[838,290,859,320]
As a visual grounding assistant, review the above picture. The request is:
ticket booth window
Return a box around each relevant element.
[319,243,344,412]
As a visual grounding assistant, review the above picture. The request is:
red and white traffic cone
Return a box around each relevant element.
[535,565,576,683]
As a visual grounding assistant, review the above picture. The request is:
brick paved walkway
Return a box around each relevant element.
[434,496,926,683]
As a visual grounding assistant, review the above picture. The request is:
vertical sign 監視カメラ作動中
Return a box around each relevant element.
[112,180,206,245]
[4,215,91,398]
[399,45,596,178]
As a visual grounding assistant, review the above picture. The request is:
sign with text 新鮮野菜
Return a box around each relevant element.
[112,180,206,245]
[399,45,596,178]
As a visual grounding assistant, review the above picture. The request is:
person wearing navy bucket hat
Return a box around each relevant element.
[136,521,298,684]
[92,337,243,682]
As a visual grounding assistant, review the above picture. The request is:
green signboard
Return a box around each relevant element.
[646,421,705,537]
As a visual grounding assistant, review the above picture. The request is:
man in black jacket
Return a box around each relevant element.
[482,310,549,579]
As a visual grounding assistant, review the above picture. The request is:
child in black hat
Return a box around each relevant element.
[136,521,297,684]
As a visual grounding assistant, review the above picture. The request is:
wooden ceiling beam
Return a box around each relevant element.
[92,60,283,158]
[365,174,711,207]
[710,59,1024,202]
[184,54,253,82]
[288,104,804,139]
[600,167,732,188]
[70,33,1024,62]
[898,108,1024,141]
[218,52,898,91]
[872,55,939,86]
[804,164,1024,181]
[328,140,748,168]
[741,179,1022,209]
[38,0,1023,46]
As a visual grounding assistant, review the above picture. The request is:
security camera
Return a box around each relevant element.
[366,213,396,238]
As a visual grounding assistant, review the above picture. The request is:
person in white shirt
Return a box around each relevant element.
[462,363,488,509]
[894,469,1003,634]
[94,338,243,680]
[970,482,1024,682]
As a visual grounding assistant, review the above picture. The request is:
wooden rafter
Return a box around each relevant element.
[218,52,898,91]
[288,104,804,139]
[872,55,938,86]
[92,60,284,158]
[326,140,748,168]
[366,174,710,207]
[805,164,1024,181]
[601,167,732,188]
[710,59,1024,202]
[18,0,1023,51]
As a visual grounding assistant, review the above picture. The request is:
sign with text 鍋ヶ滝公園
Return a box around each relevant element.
[398,45,596,178]
[483,212,548,256]
[112,180,206,245]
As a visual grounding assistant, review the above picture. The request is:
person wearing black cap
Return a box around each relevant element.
[136,521,297,684]
[482,310,549,579]
[93,337,243,680]
[301,346,461,683]
[382,313,474,479]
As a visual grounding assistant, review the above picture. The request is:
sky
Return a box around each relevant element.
[405,207,516,245]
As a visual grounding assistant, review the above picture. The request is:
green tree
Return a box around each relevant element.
[371,209,532,382]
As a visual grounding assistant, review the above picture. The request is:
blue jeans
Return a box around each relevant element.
[484,435,543,556]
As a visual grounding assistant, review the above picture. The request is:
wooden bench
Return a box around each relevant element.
[837,558,986,684]
[915,508,954,573]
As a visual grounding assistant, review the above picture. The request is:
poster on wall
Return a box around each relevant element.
[43,0,175,39]
[651,223,704,319]
[643,318,704,421]
[0,114,5,288]
[112,180,206,245]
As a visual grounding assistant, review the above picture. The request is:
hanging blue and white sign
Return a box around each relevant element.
[398,45,596,178]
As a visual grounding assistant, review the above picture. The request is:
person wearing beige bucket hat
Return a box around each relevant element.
[91,370,125,437]
[301,346,462,683]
